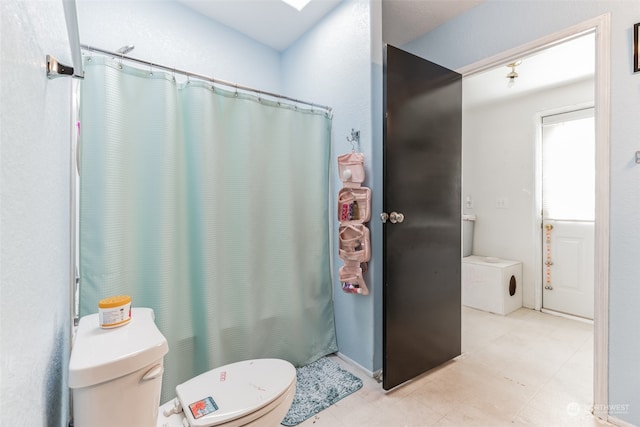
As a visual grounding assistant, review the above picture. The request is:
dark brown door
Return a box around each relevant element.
[383,45,462,390]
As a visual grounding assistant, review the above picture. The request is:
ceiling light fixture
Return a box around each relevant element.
[282,0,312,11]
[506,61,522,87]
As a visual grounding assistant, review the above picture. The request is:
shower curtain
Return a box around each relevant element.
[78,57,337,402]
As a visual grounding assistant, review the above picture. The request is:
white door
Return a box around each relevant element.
[541,108,595,319]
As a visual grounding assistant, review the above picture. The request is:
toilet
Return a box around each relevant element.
[68,308,297,427]
[462,214,476,257]
[461,255,523,315]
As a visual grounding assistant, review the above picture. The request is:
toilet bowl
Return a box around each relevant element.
[157,358,296,427]
[69,308,297,427]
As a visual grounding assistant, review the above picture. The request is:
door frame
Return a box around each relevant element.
[456,13,610,422]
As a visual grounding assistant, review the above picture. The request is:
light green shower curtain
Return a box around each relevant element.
[79,57,337,402]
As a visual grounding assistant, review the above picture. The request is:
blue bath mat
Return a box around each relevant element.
[281,356,363,426]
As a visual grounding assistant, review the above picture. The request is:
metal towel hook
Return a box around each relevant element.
[346,128,360,152]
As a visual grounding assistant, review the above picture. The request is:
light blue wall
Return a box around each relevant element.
[405,1,640,424]
[7,0,637,422]
[77,0,281,93]
[0,1,72,425]
[77,0,383,372]
[370,0,383,374]
[282,0,382,373]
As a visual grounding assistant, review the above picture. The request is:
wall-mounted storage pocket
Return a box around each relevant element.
[336,150,369,296]
[338,224,370,263]
[337,187,371,223]
[337,152,365,186]
[339,265,369,295]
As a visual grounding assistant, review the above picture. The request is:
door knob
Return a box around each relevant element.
[389,212,404,224]
[380,212,389,223]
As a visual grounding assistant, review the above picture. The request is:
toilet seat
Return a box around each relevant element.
[158,358,297,427]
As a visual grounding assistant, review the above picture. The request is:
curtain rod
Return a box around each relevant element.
[80,44,333,114]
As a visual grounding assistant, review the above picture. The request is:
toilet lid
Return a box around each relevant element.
[176,358,296,427]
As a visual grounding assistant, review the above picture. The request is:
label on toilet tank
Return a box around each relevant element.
[189,396,218,419]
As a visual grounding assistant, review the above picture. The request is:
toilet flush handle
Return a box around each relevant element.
[142,363,164,381]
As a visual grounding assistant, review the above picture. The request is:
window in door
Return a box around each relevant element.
[541,108,595,221]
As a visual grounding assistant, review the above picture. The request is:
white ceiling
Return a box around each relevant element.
[177,0,483,51]
[463,32,595,108]
[177,0,343,52]
[176,0,594,105]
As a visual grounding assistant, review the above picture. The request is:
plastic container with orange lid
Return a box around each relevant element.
[98,295,132,328]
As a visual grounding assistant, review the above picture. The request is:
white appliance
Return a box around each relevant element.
[69,308,297,427]
[462,256,523,315]
[69,307,168,427]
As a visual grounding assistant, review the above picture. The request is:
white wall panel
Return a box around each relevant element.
[0,1,72,425]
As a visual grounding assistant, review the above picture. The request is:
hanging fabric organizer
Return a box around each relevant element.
[337,152,371,295]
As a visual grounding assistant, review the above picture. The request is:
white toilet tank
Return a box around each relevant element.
[69,307,169,427]
[462,215,476,257]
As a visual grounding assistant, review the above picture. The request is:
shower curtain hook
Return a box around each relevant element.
[118,51,125,70]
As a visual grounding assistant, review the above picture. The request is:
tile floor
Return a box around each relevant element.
[300,307,611,427]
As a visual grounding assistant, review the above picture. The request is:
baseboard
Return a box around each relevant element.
[607,415,637,427]
[335,352,380,379]
[540,308,594,324]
